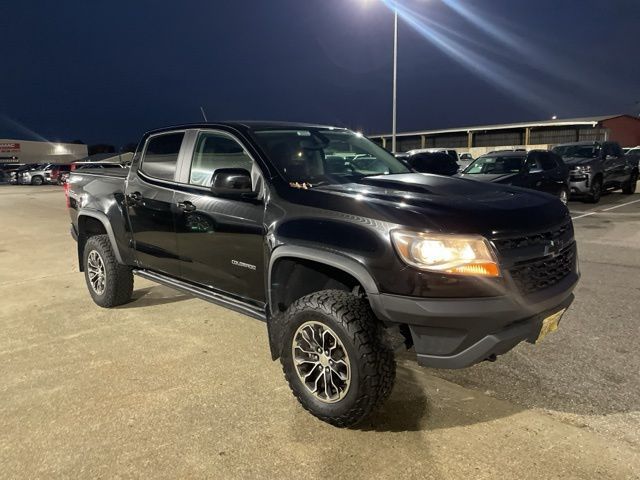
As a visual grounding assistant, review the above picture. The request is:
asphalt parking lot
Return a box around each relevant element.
[1,185,639,479]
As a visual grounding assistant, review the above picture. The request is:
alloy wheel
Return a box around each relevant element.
[87,250,106,295]
[291,321,351,403]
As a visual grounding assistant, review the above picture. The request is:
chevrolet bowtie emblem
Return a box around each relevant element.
[544,239,563,256]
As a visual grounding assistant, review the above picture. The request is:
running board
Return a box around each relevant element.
[133,269,267,322]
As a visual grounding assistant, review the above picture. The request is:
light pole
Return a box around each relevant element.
[392,4,398,153]
[360,0,400,152]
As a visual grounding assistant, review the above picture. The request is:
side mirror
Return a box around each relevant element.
[210,168,254,198]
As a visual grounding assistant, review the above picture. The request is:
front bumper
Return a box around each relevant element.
[569,175,590,195]
[369,271,578,369]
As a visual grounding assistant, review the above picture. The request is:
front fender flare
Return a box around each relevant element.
[266,245,380,359]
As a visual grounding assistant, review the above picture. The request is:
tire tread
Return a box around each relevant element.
[281,290,395,427]
[84,235,133,308]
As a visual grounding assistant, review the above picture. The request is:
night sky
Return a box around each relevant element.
[2,0,639,147]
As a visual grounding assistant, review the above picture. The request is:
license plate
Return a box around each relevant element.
[536,309,565,344]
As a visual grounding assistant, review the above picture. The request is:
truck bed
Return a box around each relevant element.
[71,167,129,179]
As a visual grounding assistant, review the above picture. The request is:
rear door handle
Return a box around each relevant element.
[177,201,196,212]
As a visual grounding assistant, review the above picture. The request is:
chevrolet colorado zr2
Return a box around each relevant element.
[66,122,579,427]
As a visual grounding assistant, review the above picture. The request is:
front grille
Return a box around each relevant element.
[493,220,573,252]
[509,243,576,295]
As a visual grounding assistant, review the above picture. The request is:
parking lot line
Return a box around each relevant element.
[571,197,640,220]
[601,198,640,211]
[571,211,598,220]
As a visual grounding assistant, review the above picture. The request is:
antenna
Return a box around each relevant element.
[200,106,208,122]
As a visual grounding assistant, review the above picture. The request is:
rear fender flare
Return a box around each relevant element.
[77,209,124,266]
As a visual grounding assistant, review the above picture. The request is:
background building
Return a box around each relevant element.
[369,114,640,156]
[0,139,88,165]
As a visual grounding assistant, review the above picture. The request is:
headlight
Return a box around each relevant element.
[572,165,591,174]
[391,230,500,277]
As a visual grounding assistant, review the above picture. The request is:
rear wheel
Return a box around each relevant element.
[622,171,638,194]
[83,235,133,308]
[585,177,602,203]
[280,290,396,428]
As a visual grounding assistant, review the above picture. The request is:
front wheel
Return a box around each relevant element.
[585,177,602,203]
[31,176,43,186]
[622,171,638,194]
[83,235,133,308]
[280,290,396,428]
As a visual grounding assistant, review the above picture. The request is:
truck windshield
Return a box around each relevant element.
[464,155,524,174]
[552,145,600,158]
[252,129,410,185]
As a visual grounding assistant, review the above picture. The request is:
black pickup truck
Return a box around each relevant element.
[66,122,579,427]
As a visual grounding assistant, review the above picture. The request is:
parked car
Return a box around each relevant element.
[407,151,459,176]
[624,146,640,166]
[66,122,578,427]
[407,148,459,163]
[18,163,54,185]
[10,164,41,184]
[459,150,570,204]
[47,164,72,184]
[0,162,21,183]
[552,141,638,203]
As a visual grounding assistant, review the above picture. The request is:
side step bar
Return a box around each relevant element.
[133,269,267,322]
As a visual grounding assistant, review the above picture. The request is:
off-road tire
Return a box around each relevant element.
[585,176,602,203]
[280,290,396,428]
[83,235,133,308]
[622,171,638,194]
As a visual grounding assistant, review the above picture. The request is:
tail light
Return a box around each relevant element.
[63,181,70,208]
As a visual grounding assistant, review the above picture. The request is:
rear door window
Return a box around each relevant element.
[141,132,185,181]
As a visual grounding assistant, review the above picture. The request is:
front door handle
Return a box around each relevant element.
[177,201,196,212]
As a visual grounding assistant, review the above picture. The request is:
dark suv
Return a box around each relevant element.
[459,150,570,204]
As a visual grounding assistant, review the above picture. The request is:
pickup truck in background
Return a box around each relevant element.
[66,122,579,427]
[552,141,638,202]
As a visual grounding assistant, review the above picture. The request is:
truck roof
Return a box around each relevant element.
[553,141,603,147]
[144,121,348,137]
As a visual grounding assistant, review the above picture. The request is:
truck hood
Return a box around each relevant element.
[299,173,568,236]
[562,157,597,167]
[456,172,519,184]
